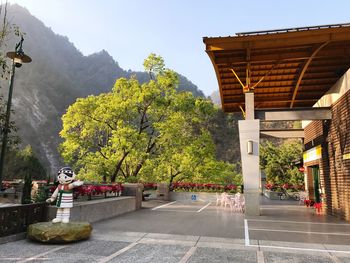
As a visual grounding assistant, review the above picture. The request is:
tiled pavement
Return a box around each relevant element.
[1,198,350,262]
[1,232,350,262]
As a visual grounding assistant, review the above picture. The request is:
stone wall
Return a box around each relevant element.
[47,197,136,223]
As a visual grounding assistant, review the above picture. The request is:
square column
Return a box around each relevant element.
[239,120,260,216]
[239,91,260,216]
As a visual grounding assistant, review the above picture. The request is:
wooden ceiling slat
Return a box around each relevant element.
[214,47,350,65]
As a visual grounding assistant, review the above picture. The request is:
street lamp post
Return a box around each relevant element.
[0,37,32,189]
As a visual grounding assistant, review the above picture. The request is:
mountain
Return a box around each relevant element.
[0,4,204,174]
[210,90,221,106]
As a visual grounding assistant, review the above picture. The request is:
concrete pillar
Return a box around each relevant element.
[239,91,260,216]
[245,92,255,120]
[123,183,143,210]
[239,120,260,216]
[157,183,170,201]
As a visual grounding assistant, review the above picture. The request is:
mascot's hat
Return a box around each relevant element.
[58,167,75,177]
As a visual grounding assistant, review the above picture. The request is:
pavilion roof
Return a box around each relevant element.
[203,23,350,112]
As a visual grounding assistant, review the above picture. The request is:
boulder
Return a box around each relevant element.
[27,222,92,243]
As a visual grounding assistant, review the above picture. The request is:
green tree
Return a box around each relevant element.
[4,145,46,180]
[60,54,177,182]
[60,54,237,185]
[0,3,22,148]
[260,140,304,185]
[0,4,46,182]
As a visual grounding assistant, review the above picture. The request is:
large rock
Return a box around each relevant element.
[27,222,92,243]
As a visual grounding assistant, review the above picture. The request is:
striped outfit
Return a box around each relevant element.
[56,184,73,208]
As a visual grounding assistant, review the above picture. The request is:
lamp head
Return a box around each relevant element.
[6,51,31,67]
[6,37,32,67]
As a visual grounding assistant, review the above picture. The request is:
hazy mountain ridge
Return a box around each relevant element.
[1,4,205,173]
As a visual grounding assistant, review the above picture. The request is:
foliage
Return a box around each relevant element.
[0,4,46,181]
[32,186,48,203]
[265,183,304,192]
[0,96,20,148]
[260,140,304,185]
[60,54,237,185]
[21,172,32,204]
[0,3,22,149]
[142,182,157,190]
[4,145,46,180]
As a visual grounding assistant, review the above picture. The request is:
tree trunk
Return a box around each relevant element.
[132,160,144,178]
[110,151,129,182]
[168,171,181,190]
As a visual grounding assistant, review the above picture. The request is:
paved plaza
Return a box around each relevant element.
[1,198,350,262]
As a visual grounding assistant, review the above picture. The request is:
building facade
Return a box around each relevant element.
[303,70,350,221]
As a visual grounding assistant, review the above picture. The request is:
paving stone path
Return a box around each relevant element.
[1,231,350,263]
[2,199,350,262]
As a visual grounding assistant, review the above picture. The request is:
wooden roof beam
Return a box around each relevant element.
[290,42,330,108]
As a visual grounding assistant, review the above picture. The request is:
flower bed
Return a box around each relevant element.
[1,181,12,190]
[49,183,124,200]
[142,183,157,191]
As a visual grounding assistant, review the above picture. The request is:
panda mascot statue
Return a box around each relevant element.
[46,167,84,223]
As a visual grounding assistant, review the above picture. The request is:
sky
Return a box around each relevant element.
[7,0,350,96]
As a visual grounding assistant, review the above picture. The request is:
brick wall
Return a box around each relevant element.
[304,89,350,221]
[304,122,328,214]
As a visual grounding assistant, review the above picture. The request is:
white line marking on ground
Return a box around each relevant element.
[249,228,350,236]
[248,219,350,226]
[244,219,250,246]
[249,244,350,254]
[197,202,211,213]
[151,201,177,210]
[98,242,138,263]
[257,251,265,263]
[17,246,67,263]
[178,246,197,263]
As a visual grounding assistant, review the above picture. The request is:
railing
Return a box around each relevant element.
[0,202,47,237]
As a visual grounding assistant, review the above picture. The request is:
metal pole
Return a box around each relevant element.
[0,60,16,188]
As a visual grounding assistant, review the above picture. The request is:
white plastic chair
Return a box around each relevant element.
[215,192,223,206]
[233,193,245,213]
[222,193,231,208]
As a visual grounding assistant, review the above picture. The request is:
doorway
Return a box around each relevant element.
[311,166,321,203]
